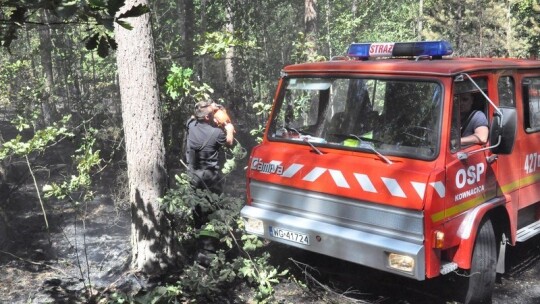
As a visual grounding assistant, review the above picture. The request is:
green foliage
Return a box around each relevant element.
[0,115,73,159]
[164,64,214,104]
[291,32,326,63]
[238,252,289,302]
[158,174,287,303]
[0,1,148,57]
[43,128,102,203]
[0,59,30,105]
[222,142,247,175]
[250,101,273,143]
[423,0,538,57]
[197,31,257,59]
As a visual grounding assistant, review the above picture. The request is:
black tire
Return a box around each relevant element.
[462,218,497,304]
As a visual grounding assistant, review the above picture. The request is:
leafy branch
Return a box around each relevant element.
[0,115,73,238]
[0,1,149,57]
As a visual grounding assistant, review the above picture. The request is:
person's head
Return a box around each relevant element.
[194,100,215,122]
[459,93,474,114]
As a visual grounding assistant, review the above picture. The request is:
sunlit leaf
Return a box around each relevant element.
[115,20,133,30]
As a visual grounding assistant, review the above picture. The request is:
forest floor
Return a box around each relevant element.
[0,121,539,303]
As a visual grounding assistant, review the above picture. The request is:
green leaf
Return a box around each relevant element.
[117,4,149,19]
[115,20,133,30]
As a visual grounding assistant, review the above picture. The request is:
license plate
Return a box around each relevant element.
[269,226,309,245]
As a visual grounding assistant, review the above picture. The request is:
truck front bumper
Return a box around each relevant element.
[241,204,426,280]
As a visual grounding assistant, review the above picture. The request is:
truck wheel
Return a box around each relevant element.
[462,218,497,304]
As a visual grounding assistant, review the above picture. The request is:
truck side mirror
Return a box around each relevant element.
[490,107,517,154]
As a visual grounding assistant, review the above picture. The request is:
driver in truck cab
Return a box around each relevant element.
[458,91,489,146]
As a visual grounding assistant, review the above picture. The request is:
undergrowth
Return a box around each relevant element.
[100,173,288,303]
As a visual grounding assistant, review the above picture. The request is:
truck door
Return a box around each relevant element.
[445,78,498,220]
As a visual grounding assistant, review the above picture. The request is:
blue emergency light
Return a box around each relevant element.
[347,40,453,60]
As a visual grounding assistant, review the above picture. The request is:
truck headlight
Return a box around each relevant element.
[244,217,264,235]
[388,253,415,273]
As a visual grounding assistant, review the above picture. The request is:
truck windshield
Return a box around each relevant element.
[268,77,443,160]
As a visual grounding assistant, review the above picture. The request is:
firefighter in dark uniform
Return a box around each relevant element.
[185,100,234,265]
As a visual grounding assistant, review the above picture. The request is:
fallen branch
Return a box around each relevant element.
[289,257,373,304]
[0,249,71,278]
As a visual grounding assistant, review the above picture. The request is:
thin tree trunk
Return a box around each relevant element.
[305,0,318,60]
[115,0,173,273]
[38,9,57,126]
[200,0,207,78]
[183,0,194,68]
[225,5,235,90]
[417,0,423,40]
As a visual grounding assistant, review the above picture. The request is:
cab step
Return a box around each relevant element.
[440,262,458,275]
[516,220,540,242]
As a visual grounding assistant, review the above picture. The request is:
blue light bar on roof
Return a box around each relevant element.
[347,40,453,59]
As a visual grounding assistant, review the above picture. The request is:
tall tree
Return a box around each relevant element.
[37,9,57,125]
[115,0,173,273]
[225,4,235,90]
[304,0,318,60]
[183,0,195,67]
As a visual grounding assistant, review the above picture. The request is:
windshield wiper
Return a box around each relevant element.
[303,138,323,155]
[348,134,393,165]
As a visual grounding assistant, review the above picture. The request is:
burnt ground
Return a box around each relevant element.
[273,237,540,304]
[0,132,539,303]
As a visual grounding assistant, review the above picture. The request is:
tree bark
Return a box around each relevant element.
[114,0,173,273]
[225,5,235,90]
[417,0,423,40]
[305,0,318,60]
[38,9,57,126]
[183,0,195,68]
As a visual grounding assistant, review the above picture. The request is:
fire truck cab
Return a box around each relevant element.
[241,41,540,303]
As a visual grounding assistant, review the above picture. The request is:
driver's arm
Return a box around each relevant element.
[460,125,489,145]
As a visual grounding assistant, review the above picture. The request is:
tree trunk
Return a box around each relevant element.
[305,0,318,60]
[114,0,173,274]
[225,6,235,90]
[38,9,57,126]
[183,0,195,68]
[417,0,423,40]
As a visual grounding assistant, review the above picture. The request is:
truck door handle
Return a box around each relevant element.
[486,154,498,164]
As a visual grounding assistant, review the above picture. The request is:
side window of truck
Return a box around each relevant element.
[498,76,515,107]
[523,77,540,132]
[450,78,488,152]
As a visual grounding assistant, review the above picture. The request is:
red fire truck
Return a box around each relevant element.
[241,41,540,303]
